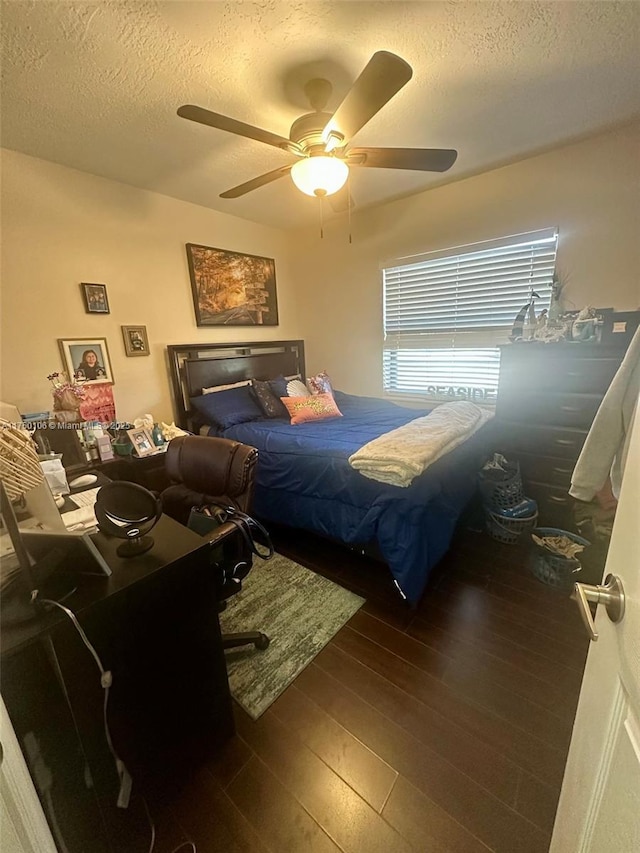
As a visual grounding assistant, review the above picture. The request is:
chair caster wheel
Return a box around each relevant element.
[255,633,270,650]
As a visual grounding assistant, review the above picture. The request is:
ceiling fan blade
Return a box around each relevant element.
[219,165,292,199]
[347,147,458,172]
[322,51,412,147]
[178,104,301,154]
[328,186,356,213]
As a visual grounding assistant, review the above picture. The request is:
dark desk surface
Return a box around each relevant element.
[1,508,234,823]
[89,450,170,492]
[0,514,208,658]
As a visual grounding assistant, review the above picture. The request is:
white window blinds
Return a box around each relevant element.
[382,228,558,402]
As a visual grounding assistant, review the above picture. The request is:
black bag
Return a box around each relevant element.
[187,503,273,601]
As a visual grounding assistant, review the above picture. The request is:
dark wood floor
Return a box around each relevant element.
[142,523,590,853]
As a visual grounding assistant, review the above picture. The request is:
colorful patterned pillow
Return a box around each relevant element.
[250,378,288,418]
[280,393,343,425]
[307,370,334,397]
[286,378,311,397]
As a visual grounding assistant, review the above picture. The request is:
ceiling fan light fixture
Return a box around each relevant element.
[291,156,349,197]
[323,130,345,153]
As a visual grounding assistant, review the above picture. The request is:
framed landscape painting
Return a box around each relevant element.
[186,243,279,327]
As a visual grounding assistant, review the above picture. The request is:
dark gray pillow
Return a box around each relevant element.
[250,378,288,418]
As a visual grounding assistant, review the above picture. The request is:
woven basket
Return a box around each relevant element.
[479,461,524,511]
[529,527,590,589]
[485,508,538,545]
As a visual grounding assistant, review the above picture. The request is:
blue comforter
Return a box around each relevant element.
[222,391,491,604]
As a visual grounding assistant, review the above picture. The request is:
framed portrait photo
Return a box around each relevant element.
[185,243,279,327]
[58,337,114,385]
[127,427,156,458]
[121,325,150,357]
[81,282,110,314]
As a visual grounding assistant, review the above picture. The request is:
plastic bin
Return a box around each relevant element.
[478,459,524,512]
[530,527,591,589]
[485,507,538,545]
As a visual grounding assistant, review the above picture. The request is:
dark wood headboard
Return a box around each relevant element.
[167,340,305,429]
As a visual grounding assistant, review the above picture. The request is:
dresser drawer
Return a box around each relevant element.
[525,481,576,529]
[496,422,588,461]
[518,454,575,488]
[499,356,620,394]
[496,392,603,428]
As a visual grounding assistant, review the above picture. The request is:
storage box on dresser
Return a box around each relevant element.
[495,342,626,528]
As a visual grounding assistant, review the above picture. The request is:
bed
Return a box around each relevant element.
[167,340,493,605]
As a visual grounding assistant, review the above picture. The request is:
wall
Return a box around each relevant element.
[290,121,640,397]
[2,122,638,419]
[0,149,299,421]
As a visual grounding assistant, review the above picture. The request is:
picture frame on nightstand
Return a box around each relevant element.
[127,427,156,458]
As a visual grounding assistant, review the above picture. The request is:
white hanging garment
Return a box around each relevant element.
[570,326,640,501]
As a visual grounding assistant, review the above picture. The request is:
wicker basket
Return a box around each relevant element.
[485,508,538,545]
[478,460,524,511]
[529,527,591,589]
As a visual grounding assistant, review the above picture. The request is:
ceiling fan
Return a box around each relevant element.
[177,51,457,208]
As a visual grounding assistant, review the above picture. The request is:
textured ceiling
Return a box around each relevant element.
[1,1,639,229]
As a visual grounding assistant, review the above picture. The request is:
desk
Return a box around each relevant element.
[1,515,234,851]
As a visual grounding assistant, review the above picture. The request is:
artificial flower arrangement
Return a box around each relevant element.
[47,372,86,412]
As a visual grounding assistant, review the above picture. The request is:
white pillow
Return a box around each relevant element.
[202,380,250,395]
[286,378,311,397]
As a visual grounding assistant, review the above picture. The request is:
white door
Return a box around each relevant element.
[0,695,57,853]
[550,401,640,853]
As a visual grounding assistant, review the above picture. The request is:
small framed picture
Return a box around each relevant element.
[127,427,156,457]
[121,325,150,357]
[59,337,114,384]
[81,282,110,314]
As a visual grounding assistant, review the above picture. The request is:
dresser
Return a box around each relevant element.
[495,342,626,528]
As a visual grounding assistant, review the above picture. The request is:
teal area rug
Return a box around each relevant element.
[219,553,365,720]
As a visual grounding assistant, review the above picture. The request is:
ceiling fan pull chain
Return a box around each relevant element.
[319,195,324,239]
[348,171,352,245]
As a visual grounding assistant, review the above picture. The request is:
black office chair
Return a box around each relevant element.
[159,435,269,651]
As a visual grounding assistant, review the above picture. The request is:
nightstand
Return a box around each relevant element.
[35,428,170,491]
[94,450,170,492]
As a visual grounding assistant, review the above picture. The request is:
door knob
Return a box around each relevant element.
[571,574,625,641]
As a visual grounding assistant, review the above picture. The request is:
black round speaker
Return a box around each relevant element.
[95,482,162,557]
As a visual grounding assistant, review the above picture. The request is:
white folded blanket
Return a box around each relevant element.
[348,401,494,487]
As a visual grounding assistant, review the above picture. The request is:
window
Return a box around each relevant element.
[382,228,558,404]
